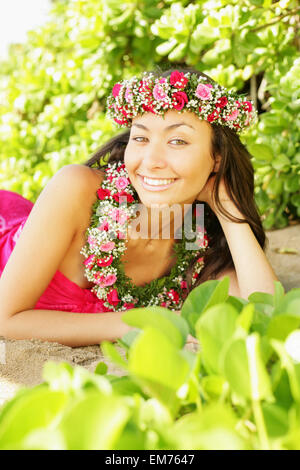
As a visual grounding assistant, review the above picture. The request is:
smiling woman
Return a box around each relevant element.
[0,66,278,346]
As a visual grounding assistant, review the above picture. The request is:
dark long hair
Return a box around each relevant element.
[83,66,266,293]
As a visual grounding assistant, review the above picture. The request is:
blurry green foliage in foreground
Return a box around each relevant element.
[1,278,300,449]
[0,0,299,229]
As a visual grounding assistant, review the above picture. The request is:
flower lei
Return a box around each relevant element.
[106,70,257,133]
[80,161,209,312]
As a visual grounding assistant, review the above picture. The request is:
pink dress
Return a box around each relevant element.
[0,189,111,313]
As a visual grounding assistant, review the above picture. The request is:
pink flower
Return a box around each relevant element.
[88,235,98,249]
[153,84,168,101]
[97,188,111,200]
[94,273,117,287]
[172,91,188,110]
[242,101,252,112]
[114,117,128,125]
[125,86,133,103]
[109,208,128,225]
[84,254,96,270]
[112,83,122,97]
[117,231,126,239]
[107,288,120,306]
[180,280,188,289]
[159,78,167,84]
[99,241,115,252]
[98,219,109,231]
[115,176,129,191]
[170,71,189,89]
[225,109,239,121]
[197,257,204,263]
[216,96,228,108]
[96,255,113,267]
[195,84,212,100]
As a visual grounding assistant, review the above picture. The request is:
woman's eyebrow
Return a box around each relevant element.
[132,122,195,132]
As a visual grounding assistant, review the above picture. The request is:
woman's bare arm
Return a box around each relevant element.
[0,164,134,345]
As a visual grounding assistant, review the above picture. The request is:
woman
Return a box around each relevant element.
[0,67,278,346]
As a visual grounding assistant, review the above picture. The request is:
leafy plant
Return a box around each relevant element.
[0,0,299,228]
[1,278,300,450]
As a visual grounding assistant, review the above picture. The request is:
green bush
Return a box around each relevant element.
[1,278,300,450]
[0,0,299,227]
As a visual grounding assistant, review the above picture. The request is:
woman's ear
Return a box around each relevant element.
[212,155,221,173]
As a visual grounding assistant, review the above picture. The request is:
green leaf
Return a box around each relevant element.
[248,143,274,162]
[58,391,130,450]
[262,403,289,438]
[128,326,191,414]
[122,306,189,348]
[181,277,230,336]
[201,375,228,400]
[267,315,300,341]
[222,334,273,401]
[101,342,129,371]
[195,303,239,374]
[0,389,68,449]
[236,303,255,333]
[170,403,248,450]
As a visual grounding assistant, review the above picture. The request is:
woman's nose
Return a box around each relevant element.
[143,144,168,169]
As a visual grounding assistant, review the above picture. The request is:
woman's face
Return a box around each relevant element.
[124,109,216,208]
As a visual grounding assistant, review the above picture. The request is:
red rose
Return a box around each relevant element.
[97,188,111,200]
[113,191,134,203]
[172,91,188,110]
[107,288,120,306]
[216,96,228,108]
[170,71,189,89]
[123,302,135,310]
[167,289,180,304]
[207,109,220,122]
[142,103,155,113]
[242,101,252,112]
[96,255,113,267]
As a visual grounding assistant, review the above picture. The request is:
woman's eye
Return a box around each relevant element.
[131,137,187,145]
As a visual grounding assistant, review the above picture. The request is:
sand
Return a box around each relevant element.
[0,223,299,406]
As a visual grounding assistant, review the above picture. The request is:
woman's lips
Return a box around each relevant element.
[137,175,178,192]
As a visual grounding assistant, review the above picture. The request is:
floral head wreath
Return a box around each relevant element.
[106,70,257,133]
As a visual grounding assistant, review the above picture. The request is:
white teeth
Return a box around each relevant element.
[143,177,175,186]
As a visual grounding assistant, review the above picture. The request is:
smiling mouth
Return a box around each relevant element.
[137,175,178,191]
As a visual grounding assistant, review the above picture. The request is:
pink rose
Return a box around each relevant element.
[195,84,212,100]
[225,109,239,121]
[180,280,188,289]
[112,83,122,97]
[125,86,133,103]
[96,255,113,267]
[94,273,117,288]
[109,208,128,225]
[115,176,129,191]
[159,78,167,84]
[170,71,189,89]
[98,219,109,231]
[117,231,126,239]
[153,84,168,101]
[99,241,115,252]
[172,91,188,110]
[107,288,120,306]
